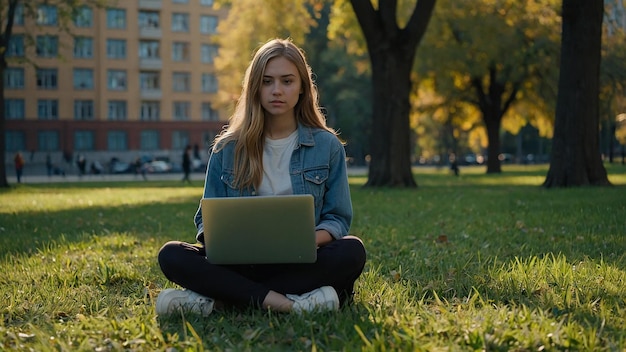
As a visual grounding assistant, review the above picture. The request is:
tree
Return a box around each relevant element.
[543,0,611,187]
[0,0,107,188]
[349,0,437,187]
[415,0,561,173]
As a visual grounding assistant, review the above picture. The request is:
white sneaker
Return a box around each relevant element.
[286,286,339,313]
[156,289,214,317]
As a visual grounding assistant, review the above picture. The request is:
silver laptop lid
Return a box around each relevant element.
[201,194,317,264]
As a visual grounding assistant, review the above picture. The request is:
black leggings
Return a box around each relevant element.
[158,236,366,307]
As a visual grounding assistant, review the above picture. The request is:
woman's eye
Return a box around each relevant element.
[283,79,292,84]
[262,79,272,85]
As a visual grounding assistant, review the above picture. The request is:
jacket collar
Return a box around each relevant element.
[297,123,316,147]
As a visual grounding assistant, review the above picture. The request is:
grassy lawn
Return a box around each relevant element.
[1,164,625,351]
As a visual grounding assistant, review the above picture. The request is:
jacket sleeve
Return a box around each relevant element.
[315,138,353,239]
[193,148,227,242]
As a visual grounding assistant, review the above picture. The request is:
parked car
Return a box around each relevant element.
[144,160,172,173]
[110,158,133,174]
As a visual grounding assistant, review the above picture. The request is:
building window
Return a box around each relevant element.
[140,130,160,150]
[139,40,160,59]
[73,68,94,89]
[200,0,214,6]
[38,131,59,151]
[36,68,58,89]
[173,72,191,92]
[172,42,190,62]
[74,36,93,58]
[73,6,93,27]
[36,35,59,57]
[140,71,160,90]
[171,13,189,32]
[7,35,24,57]
[107,131,127,151]
[107,8,126,29]
[201,73,218,93]
[203,131,217,147]
[6,131,26,152]
[108,101,127,121]
[200,15,218,34]
[139,11,160,29]
[74,131,94,150]
[201,44,218,64]
[140,101,160,121]
[201,102,219,121]
[4,67,25,89]
[37,5,58,25]
[13,4,25,25]
[74,100,94,120]
[106,39,126,59]
[38,100,59,120]
[173,101,191,120]
[107,70,127,90]
[172,131,190,150]
[5,99,25,120]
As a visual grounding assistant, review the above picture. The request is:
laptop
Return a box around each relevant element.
[201,194,317,264]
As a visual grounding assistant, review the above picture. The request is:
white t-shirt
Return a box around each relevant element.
[258,130,298,196]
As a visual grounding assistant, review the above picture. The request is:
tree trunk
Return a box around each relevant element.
[365,45,417,187]
[0,60,9,188]
[484,112,502,174]
[543,0,610,187]
[350,0,437,187]
[0,0,19,188]
[473,72,508,174]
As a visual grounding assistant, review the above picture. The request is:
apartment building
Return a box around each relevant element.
[4,0,228,170]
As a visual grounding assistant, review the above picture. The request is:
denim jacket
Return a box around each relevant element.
[194,123,353,243]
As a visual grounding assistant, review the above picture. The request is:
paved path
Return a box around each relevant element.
[7,167,369,185]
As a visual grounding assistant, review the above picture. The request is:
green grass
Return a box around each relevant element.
[1,164,625,351]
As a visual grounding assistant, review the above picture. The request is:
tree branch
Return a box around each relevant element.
[379,0,399,37]
[349,0,381,46]
[405,0,437,47]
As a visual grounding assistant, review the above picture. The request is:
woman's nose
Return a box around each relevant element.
[271,83,282,95]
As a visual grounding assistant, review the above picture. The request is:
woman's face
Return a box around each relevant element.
[260,56,302,121]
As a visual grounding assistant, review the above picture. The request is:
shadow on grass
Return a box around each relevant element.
[0,195,201,260]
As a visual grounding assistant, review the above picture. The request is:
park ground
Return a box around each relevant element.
[0,164,624,350]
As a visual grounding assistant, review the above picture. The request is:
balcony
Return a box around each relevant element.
[139,26,162,39]
[141,89,162,100]
[139,0,162,10]
[140,58,162,70]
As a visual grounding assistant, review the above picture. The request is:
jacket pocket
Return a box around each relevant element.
[220,170,240,196]
[303,167,328,199]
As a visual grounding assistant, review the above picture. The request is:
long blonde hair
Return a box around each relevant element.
[213,38,337,191]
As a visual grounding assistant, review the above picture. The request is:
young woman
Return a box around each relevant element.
[156,38,366,315]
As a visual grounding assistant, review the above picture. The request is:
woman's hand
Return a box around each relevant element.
[315,230,333,247]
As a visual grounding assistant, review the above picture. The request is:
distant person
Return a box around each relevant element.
[14,152,25,183]
[134,158,147,181]
[449,153,459,176]
[76,154,87,177]
[156,38,366,316]
[182,145,192,183]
